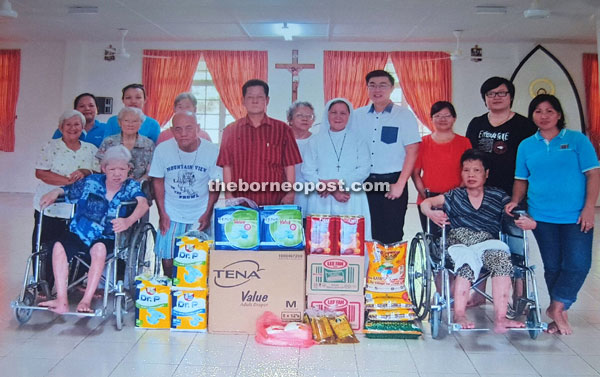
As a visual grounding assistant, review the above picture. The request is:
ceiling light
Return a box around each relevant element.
[281,22,293,41]
[68,6,99,15]
[0,0,17,18]
[475,5,507,15]
[524,8,550,19]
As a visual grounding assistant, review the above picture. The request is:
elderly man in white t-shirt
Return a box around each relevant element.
[354,70,421,244]
[150,111,222,277]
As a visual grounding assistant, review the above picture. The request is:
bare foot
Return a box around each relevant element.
[77,286,103,299]
[546,302,572,335]
[466,292,486,308]
[39,299,69,314]
[494,318,525,334]
[546,321,560,334]
[454,315,475,329]
[76,301,94,313]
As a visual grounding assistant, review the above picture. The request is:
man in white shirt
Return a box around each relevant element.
[150,111,222,276]
[354,70,421,243]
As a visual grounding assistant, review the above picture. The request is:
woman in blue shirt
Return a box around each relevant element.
[38,145,148,314]
[507,94,600,335]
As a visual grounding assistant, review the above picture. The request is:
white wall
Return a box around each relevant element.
[1,39,597,195]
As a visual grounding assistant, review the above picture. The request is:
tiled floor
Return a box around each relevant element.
[1,192,600,377]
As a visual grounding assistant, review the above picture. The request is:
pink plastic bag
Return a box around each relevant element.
[255,311,316,348]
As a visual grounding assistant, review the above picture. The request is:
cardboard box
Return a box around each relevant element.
[208,249,306,334]
[306,255,365,295]
[307,294,365,331]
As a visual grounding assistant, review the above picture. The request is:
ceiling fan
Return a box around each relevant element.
[426,30,482,62]
[104,28,170,61]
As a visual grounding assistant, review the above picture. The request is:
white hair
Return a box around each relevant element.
[117,106,146,123]
[58,110,85,129]
[174,92,197,108]
[100,145,132,168]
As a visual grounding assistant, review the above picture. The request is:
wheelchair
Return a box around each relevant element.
[407,209,547,339]
[11,198,159,330]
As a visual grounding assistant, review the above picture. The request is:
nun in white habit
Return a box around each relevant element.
[302,98,372,240]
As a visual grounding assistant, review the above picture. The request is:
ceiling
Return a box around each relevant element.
[1,0,599,44]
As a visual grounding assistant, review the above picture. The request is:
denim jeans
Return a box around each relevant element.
[532,221,593,310]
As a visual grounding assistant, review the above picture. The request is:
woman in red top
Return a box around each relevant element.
[412,101,472,231]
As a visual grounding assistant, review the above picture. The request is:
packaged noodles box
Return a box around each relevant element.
[259,205,304,250]
[214,206,260,250]
[306,254,365,295]
[172,235,211,288]
[307,294,364,331]
[171,289,207,332]
[305,215,340,255]
[135,274,172,329]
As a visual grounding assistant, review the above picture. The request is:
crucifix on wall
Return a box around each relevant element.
[275,49,315,103]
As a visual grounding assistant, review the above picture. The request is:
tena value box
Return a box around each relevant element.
[208,249,306,334]
[171,289,207,332]
[214,206,260,250]
[307,294,365,331]
[172,235,210,289]
[135,274,172,329]
[259,205,304,250]
[306,255,365,295]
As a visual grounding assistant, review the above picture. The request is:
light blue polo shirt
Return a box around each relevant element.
[515,129,599,224]
[104,114,160,144]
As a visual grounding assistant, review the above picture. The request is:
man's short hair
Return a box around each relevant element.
[365,70,395,86]
[480,77,515,106]
[174,92,197,108]
[461,149,490,171]
[242,79,269,97]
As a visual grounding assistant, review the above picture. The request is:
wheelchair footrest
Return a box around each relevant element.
[10,301,102,317]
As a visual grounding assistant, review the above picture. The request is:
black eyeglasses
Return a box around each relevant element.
[485,91,510,98]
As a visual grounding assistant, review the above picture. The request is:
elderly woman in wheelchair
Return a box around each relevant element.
[420,149,537,333]
[38,145,148,314]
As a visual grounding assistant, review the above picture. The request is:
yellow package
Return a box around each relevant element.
[135,275,172,329]
[328,314,359,343]
[366,241,408,292]
[171,289,207,332]
[365,290,414,309]
[367,309,416,322]
[172,236,211,289]
[305,309,336,344]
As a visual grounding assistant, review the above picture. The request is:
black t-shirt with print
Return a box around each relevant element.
[466,113,537,196]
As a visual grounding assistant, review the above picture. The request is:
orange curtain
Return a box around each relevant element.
[142,50,202,127]
[323,51,388,108]
[0,50,20,152]
[583,53,600,157]
[390,51,452,131]
[203,50,268,120]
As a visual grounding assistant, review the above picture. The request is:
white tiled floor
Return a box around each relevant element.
[1,192,600,376]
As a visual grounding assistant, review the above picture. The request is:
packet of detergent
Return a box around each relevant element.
[171,289,207,332]
[172,231,211,289]
[366,241,408,292]
[135,274,171,329]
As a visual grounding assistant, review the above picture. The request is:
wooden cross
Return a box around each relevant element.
[275,49,315,103]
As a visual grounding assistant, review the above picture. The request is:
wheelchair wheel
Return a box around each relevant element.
[407,232,433,321]
[127,223,157,296]
[115,295,124,330]
[430,292,442,339]
[527,309,541,339]
[15,291,36,324]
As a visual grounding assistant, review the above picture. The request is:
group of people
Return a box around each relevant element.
[32,72,598,336]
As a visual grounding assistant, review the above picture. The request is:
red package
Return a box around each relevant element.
[255,311,316,348]
[339,216,365,256]
[306,215,340,255]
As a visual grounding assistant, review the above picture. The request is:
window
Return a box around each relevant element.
[191,60,234,144]
[384,60,431,137]
[162,60,234,144]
